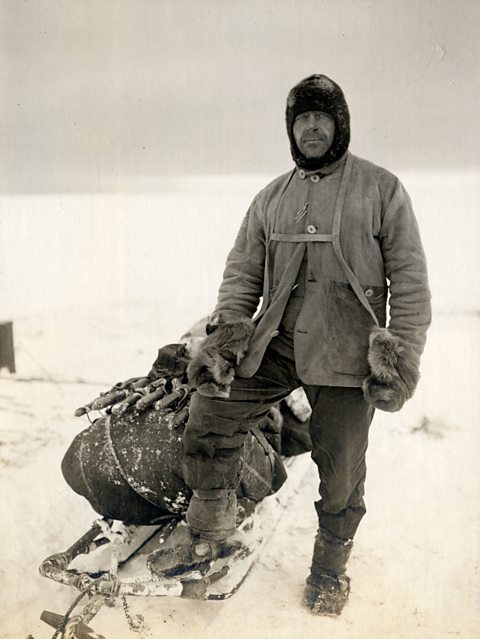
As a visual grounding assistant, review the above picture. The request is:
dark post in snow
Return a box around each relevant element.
[0,322,15,373]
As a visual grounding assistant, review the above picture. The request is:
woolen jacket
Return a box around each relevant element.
[213,152,431,387]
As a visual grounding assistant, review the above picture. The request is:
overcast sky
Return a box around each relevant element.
[1,0,479,192]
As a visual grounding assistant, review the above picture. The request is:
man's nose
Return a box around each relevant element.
[306,114,318,129]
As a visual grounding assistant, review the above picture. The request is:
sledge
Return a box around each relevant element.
[37,336,313,638]
[39,452,311,637]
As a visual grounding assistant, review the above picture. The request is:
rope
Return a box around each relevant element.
[102,414,165,510]
[50,590,90,639]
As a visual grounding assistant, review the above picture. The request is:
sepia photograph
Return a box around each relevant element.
[0,1,479,637]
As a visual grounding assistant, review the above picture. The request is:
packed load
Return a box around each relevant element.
[39,327,312,638]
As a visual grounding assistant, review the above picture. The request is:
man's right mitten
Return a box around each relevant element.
[187,315,255,398]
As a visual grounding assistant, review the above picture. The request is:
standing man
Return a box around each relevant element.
[151,74,431,615]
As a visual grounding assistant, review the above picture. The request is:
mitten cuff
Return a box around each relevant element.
[207,310,250,334]
[187,317,255,398]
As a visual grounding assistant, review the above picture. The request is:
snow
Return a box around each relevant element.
[0,173,479,638]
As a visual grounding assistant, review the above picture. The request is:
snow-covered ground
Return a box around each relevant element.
[0,173,479,638]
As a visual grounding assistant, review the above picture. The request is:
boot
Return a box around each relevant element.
[303,527,353,616]
[186,489,237,540]
[147,489,238,578]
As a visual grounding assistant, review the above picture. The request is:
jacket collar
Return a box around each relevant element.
[295,151,349,180]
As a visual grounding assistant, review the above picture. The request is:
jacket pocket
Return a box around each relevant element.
[325,281,387,376]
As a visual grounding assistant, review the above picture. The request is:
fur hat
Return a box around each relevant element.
[286,74,350,170]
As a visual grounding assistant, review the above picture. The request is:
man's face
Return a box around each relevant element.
[292,111,335,160]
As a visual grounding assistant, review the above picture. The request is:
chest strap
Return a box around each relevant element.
[271,233,335,242]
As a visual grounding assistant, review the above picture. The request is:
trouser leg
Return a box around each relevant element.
[302,386,374,615]
[182,346,299,537]
[304,385,374,541]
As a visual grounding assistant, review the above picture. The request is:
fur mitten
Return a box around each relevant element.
[147,343,190,380]
[362,328,420,412]
[187,315,255,398]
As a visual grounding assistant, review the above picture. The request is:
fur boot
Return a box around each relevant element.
[147,488,238,579]
[363,327,420,412]
[187,315,255,398]
[303,527,353,616]
[186,488,237,540]
[147,522,241,579]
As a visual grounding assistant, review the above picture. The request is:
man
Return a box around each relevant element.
[151,74,431,615]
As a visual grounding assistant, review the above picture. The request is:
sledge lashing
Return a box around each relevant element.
[38,343,312,638]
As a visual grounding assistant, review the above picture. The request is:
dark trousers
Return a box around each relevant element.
[182,343,374,540]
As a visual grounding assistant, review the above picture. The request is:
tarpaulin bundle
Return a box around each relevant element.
[62,403,290,525]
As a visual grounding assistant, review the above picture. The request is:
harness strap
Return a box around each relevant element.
[256,170,297,320]
[251,424,275,456]
[331,155,379,326]
[271,233,335,242]
[269,154,380,327]
[250,424,280,485]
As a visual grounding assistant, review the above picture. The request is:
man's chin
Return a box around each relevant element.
[302,150,327,160]
[300,142,329,159]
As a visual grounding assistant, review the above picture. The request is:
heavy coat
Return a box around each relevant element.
[213,152,431,388]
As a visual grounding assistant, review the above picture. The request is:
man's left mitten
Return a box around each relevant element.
[362,327,420,413]
[187,316,255,398]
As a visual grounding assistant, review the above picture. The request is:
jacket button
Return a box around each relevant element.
[310,174,320,183]
[270,330,280,337]
[298,169,306,179]
[365,288,374,297]
[306,224,317,234]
